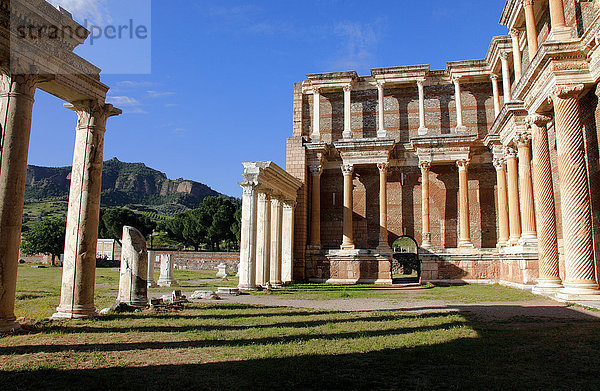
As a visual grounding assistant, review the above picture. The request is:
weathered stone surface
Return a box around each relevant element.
[157,254,178,287]
[116,226,148,307]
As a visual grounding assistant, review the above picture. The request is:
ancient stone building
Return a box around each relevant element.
[241,0,600,301]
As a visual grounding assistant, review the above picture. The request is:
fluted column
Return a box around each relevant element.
[548,0,571,40]
[551,84,599,297]
[53,101,121,319]
[309,164,322,248]
[493,157,510,248]
[417,78,428,135]
[0,72,41,331]
[505,146,522,245]
[527,114,562,292]
[377,162,391,252]
[420,161,432,248]
[510,29,523,81]
[255,191,271,287]
[270,196,283,287]
[311,87,321,142]
[457,159,473,248]
[341,164,355,250]
[238,184,258,290]
[516,132,537,245]
[490,74,501,117]
[343,84,352,139]
[281,201,295,284]
[377,82,387,138]
[523,0,539,61]
[500,52,512,102]
[453,76,466,132]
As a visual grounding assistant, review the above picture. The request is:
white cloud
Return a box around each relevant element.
[49,0,110,24]
[329,19,385,72]
[116,80,156,88]
[107,95,141,106]
[147,90,175,98]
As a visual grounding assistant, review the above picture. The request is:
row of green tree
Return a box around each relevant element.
[20,196,242,261]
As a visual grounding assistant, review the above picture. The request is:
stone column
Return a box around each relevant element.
[255,191,271,286]
[493,157,510,248]
[456,159,473,248]
[281,201,295,284]
[417,78,428,135]
[551,84,599,298]
[500,52,512,102]
[341,164,355,250]
[527,114,562,292]
[420,161,433,248]
[147,250,157,288]
[309,164,322,248]
[238,183,258,290]
[453,76,467,132]
[157,254,178,287]
[523,0,539,61]
[53,101,121,319]
[117,226,148,307]
[548,0,571,40]
[377,82,387,138]
[490,74,501,117]
[343,84,352,139]
[270,196,283,286]
[377,162,391,252]
[516,132,537,245]
[0,72,41,332]
[311,87,321,142]
[510,29,523,81]
[505,146,522,245]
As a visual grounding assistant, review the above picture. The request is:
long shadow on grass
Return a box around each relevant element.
[0,321,466,356]
[3,320,600,390]
[45,312,448,334]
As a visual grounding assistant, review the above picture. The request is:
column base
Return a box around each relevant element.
[496,240,508,249]
[342,131,352,139]
[454,126,467,132]
[341,243,355,250]
[507,236,521,246]
[117,299,149,307]
[458,240,474,248]
[532,279,563,295]
[238,284,258,291]
[418,126,429,135]
[376,130,388,138]
[157,279,179,287]
[518,233,538,247]
[0,319,20,333]
[556,282,600,300]
[52,304,97,320]
[547,26,574,41]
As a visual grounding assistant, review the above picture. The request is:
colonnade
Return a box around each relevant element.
[0,70,121,330]
[238,161,301,290]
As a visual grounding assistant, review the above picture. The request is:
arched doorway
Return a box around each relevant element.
[391,236,419,284]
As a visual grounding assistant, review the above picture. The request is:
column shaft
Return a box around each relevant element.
[281,202,295,284]
[270,197,283,286]
[491,74,501,117]
[549,0,566,29]
[527,115,562,290]
[341,164,355,250]
[309,165,322,248]
[493,159,510,247]
[453,77,466,131]
[255,192,271,287]
[377,83,386,138]
[517,133,537,243]
[0,73,39,331]
[505,147,522,245]
[500,52,512,102]
[551,85,599,296]
[54,101,120,319]
[311,87,320,142]
[377,163,390,251]
[457,160,473,247]
[238,184,258,290]
[523,0,539,60]
[343,84,352,139]
[420,161,432,248]
[510,29,523,81]
[417,79,428,135]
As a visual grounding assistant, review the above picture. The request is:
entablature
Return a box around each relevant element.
[240,161,302,202]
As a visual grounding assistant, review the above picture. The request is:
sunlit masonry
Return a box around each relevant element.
[2,0,600,334]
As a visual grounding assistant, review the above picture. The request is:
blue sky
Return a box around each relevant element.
[33,0,508,197]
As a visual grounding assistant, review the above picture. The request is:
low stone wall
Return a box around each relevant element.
[149,251,240,272]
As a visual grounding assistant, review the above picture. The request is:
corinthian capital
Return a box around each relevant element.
[552,84,584,99]
[504,145,518,158]
[66,100,122,131]
[522,0,534,7]
[509,28,521,39]
[525,113,552,128]
[309,164,323,177]
[456,159,470,171]
[341,164,354,176]
[343,83,352,93]
[377,162,390,173]
[515,132,531,147]
[493,158,505,171]
[419,161,431,172]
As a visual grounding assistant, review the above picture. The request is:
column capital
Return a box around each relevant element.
[552,83,584,100]
[282,200,296,209]
[504,145,518,158]
[416,78,426,87]
[525,113,552,128]
[309,164,323,177]
[271,195,284,205]
[500,50,510,61]
[456,159,470,171]
[311,86,320,95]
[343,83,352,93]
[65,100,122,132]
[257,191,272,201]
[515,131,532,147]
[490,73,499,81]
[341,163,354,176]
[376,80,385,89]
[509,28,521,38]
[452,75,462,84]
[377,162,390,173]
[522,0,535,7]
[240,182,257,195]
[493,158,506,171]
[419,160,431,172]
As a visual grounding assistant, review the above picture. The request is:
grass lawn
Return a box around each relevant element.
[3,266,600,390]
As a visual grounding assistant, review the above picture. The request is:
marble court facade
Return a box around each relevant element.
[0,0,121,331]
[240,0,600,301]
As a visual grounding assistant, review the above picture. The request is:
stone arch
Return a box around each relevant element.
[391,236,420,283]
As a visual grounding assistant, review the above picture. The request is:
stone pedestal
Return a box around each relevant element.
[147,250,157,288]
[117,226,148,307]
[216,263,228,279]
[0,72,40,331]
[53,101,121,320]
[157,254,178,287]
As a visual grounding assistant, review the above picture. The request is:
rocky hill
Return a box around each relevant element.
[25,158,225,216]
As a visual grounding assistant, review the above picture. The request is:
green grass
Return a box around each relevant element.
[1,302,600,390]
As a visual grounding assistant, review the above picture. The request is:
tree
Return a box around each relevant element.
[21,218,66,265]
[98,208,156,241]
[231,208,242,245]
